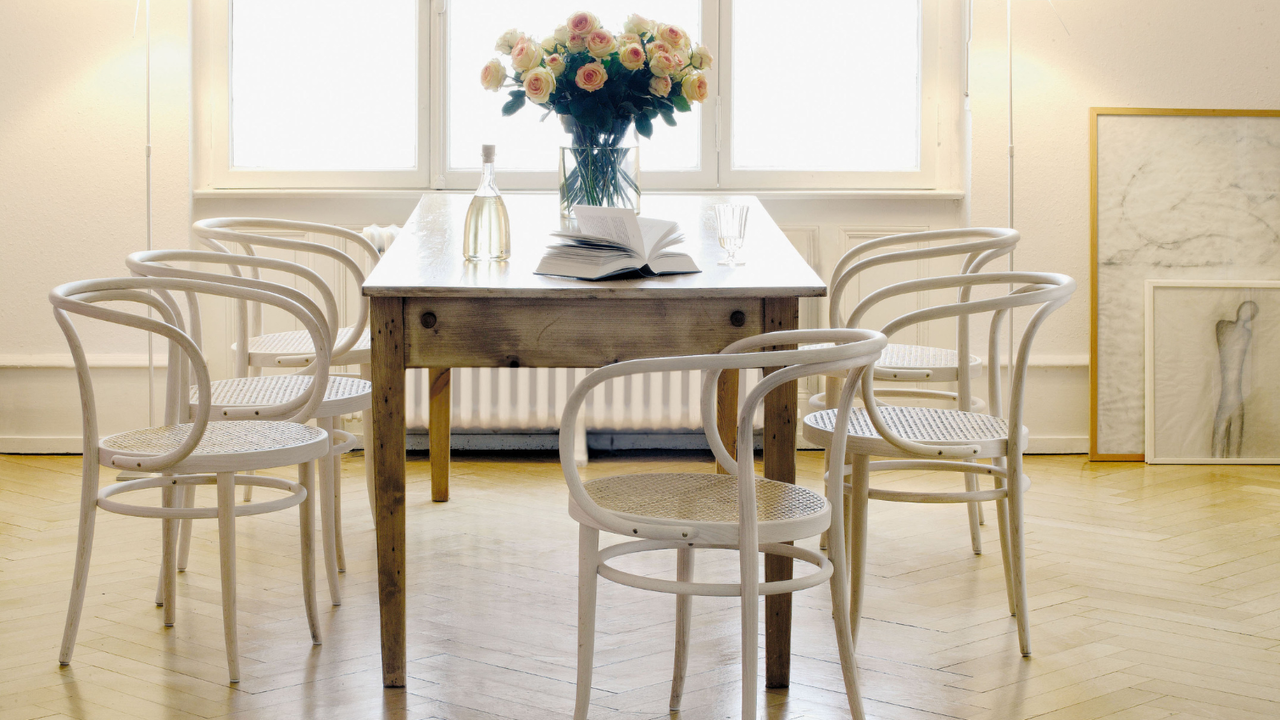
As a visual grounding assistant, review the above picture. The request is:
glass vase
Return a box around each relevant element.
[558,116,640,218]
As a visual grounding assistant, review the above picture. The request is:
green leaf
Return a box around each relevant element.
[660,109,676,127]
[671,95,691,112]
[501,92,527,116]
[635,113,654,138]
[509,89,524,98]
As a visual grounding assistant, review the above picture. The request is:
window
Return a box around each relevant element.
[198,0,939,191]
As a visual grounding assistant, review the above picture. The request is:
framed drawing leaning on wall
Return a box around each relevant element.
[1091,107,1280,461]
[1145,280,1280,465]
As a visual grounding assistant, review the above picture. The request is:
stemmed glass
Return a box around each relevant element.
[714,203,749,266]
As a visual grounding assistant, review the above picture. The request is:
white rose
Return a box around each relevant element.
[495,28,522,55]
[618,43,646,71]
[689,44,713,70]
[680,70,709,103]
[586,29,617,59]
[649,74,672,98]
[545,53,567,77]
[623,13,655,37]
[480,59,505,91]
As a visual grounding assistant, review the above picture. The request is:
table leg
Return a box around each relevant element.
[763,296,799,688]
[428,368,451,502]
[371,298,407,688]
[715,369,739,474]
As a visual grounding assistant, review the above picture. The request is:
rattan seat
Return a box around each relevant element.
[244,326,370,366]
[101,420,329,474]
[574,472,829,545]
[198,375,372,417]
[803,405,1023,459]
[805,342,979,379]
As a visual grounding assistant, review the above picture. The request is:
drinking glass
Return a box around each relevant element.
[714,203,749,266]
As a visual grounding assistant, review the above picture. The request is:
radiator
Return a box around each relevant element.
[405,367,764,434]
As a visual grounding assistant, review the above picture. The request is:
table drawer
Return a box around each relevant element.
[404,297,765,368]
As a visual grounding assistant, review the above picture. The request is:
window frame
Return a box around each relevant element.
[717,0,938,190]
[198,0,432,189]
[195,0,943,192]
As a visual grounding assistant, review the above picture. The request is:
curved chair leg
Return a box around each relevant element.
[1006,463,1031,656]
[59,466,100,666]
[332,442,345,573]
[739,532,760,720]
[177,484,195,571]
[964,473,983,555]
[361,363,376,522]
[575,525,600,720]
[848,454,871,649]
[216,471,241,683]
[827,478,866,720]
[317,416,342,606]
[669,546,695,711]
[298,461,322,644]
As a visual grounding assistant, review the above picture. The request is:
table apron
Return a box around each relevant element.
[403,297,766,368]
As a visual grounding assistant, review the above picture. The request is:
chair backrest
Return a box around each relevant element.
[850,271,1075,461]
[828,227,1019,404]
[192,218,380,372]
[559,328,887,543]
[50,276,332,473]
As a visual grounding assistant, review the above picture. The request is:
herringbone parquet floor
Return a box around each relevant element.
[2,451,1279,720]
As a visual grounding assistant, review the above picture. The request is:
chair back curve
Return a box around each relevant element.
[853,271,1075,459]
[50,275,333,473]
[559,328,887,542]
[192,217,380,370]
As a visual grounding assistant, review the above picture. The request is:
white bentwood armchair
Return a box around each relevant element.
[804,271,1075,657]
[563,328,888,720]
[127,249,373,606]
[50,275,335,682]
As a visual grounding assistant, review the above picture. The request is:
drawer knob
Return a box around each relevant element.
[730,310,746,327]
[421,312,437,329]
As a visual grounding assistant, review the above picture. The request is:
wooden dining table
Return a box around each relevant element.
[362,192,826,688]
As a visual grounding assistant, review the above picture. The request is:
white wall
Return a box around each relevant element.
[967,0,1280,450]
[0,0,191,451]
[6,1,1279,453]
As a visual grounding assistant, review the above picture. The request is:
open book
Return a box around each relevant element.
[535,205,700,281]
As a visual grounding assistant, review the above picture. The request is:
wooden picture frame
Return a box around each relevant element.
[1090,108,1280,461]
[1144,280,1280,465]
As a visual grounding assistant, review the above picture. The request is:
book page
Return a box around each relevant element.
[571,206,644,255]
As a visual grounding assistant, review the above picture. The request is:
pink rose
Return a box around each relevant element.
[656,24,690,50]
[649,75,671,98]
[586,29,616,59]
[480,59,505,91]
[646,40,672,60]
[649,51,680,78]
[567,32,587,53]
[689,44,713,70]
[522,67,556,104]
[680,70,709,103]
[567,11,599,36]
[510,37,543,73]
[545,53,566,77]
[575,61,608,92]
[617,32,642,48]
[618,43,646,71]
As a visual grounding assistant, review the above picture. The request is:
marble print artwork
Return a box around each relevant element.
[1148,284,1280,463]
[1095,113,1280,457]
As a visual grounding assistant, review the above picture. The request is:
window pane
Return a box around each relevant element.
[231,0,418,171]
[448,1,702,173]
[732,0,920,172]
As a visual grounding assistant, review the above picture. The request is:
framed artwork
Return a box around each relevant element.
[1145,281,1280,464]
[1091,108,1280,461]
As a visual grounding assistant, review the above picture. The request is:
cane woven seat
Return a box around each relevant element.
[804,405,1019,459]
[100,420,329,473]
[196,375,372,417]
[245,327,371,366]
[805,341,978,377]
[577,472,830,544]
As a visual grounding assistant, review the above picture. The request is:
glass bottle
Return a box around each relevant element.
[463,144,511,261]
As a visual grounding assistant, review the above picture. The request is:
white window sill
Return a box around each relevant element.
[192,188,966,201]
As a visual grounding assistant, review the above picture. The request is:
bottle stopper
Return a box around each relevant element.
[481,144,496,164]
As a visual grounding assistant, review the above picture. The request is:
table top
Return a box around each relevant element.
[362,193,826,299]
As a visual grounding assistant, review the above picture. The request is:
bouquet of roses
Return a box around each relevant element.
[481,11,712,149]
